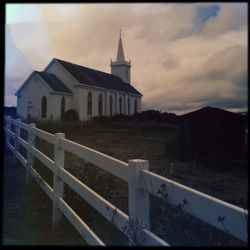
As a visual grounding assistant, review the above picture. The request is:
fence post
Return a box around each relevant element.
[13,119,21,164]
[27,123,36,183]
[3,116,7,149]
[128,159,150,245]
[6,116,11,150]
[52,132,65,229]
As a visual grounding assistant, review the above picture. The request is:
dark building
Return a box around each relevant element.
[178,107,247,160]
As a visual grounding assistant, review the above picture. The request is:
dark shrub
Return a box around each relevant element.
[4,106,17,118]
[132,110,178,124]
[62,109,79,121]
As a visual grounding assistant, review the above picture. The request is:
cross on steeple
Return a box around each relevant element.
[119,29,122,38]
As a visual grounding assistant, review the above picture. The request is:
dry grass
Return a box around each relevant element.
[31,120,247,246]
[36,120,248,208]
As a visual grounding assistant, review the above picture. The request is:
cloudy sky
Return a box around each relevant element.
[5,3,248,114]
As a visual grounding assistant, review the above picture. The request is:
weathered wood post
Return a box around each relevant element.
[27,123,36,183]
[6,116,11,150]
[13,119,21,164]
[52,132,65,229]
[12,118,16,164]
[4,116,7,148]
[128,159,150,245]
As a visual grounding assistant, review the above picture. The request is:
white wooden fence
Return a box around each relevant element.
[3,116,248,246]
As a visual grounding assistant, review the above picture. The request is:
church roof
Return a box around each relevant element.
[36,71,72,94]
[55,58,142,96]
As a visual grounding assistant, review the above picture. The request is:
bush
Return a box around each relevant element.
[62,109,79,121]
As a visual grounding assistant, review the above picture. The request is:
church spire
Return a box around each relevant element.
[110,29,131,84]
[116,29,125,62]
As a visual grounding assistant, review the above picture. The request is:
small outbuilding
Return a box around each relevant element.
[178,106,247,160]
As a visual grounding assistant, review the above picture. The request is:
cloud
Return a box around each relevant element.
[5,3,248,115]
[202,3,248,37]
[5,25,34,105]
[161,55,180,70]
[7,22,54,69]
[142,43,247,113]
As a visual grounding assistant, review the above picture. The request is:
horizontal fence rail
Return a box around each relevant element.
[33,126,56,144]
[14,147,54,201]
[58,198,105,246]
[58,167,129,234]
[31,146,55,172]
[60,138,129,181]
[140,170,248,242]
[3,116,248,246]
[17,136,29,150]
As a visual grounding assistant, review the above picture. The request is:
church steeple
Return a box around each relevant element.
[110,30,131,84]
[116,29,125,61]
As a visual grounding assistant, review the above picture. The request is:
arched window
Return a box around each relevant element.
[61,97,65,118]
[41,96,47,118]
[87,92,92,116]
[134,99,138,114]
[98,94,103,116]
[109,95,113,116]
[119,96,122,114]
[128,98,130,115]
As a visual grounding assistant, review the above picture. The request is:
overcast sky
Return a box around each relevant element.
[5,3,248,114]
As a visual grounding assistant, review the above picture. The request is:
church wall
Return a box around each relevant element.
[45,61,76,92]
[51,94,72,120]
[16,75,52,120]
[79,87,106,121]
[45,60,79,112]
[76,88,141,119]
[78,88,87,121]
[117,92,125,114]
[126,94,141,115]
[93,89,106,117]
[109,91,116,116]
[111,65,131,84]
[16,73,75,120]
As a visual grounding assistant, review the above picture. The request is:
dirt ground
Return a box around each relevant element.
[1,150,86,246]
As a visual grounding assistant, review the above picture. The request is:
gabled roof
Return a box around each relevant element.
[178,106,246,123]
[15,71,36,95]
[54,58,142,96]
[15,71,72,96]
[36,71,72,94]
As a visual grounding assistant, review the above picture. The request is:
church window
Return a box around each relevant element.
[61,97,65,118]
[27,101,32,119]
[119,96,122,114]
[134,99,138,114]
[128,98,130,115]
[98,94,103,116]
[87,92,92,116]
[110,95,113,116]
[41,96,47,118]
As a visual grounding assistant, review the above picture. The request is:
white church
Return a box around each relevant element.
[15,32,142,121]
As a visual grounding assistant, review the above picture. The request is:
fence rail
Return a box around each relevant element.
[60,138,129,181]
[3,116,248,245]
